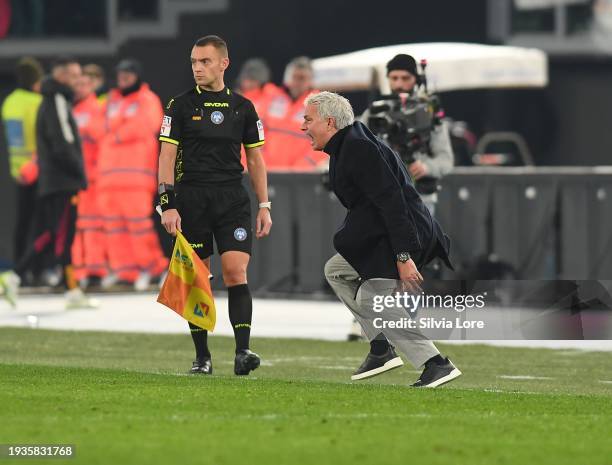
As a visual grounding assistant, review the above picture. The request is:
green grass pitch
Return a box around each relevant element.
[0,328,610,465]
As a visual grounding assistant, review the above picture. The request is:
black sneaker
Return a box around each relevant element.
[411,357,461,388]
[351,346,404,381]
[234,349,260,376]
[190,357,212,375]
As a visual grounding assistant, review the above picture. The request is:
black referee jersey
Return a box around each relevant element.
[159,85,264,185]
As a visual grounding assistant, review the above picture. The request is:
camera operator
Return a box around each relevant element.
[346,54,454,342]
[361,54,454,214]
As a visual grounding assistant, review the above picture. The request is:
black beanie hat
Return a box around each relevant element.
[386,54,418,77]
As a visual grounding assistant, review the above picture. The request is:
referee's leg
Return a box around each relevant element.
[176,186,215,375]
[220,250,261,375]
[220,251,253,351]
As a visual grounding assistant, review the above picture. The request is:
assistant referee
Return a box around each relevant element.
[157,35,272,376]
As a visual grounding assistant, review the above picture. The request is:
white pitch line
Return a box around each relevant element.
[598,380,612,384]
[3,293,612,351]
[318,365,358,370]
[498,375,554,380]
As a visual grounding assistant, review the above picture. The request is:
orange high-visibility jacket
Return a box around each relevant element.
[242,83,287,128]
[73,93,104,184]
[98,83,163,192]
[263,89,327,171]
[240,83,285,168]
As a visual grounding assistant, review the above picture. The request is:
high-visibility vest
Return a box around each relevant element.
[240,83,286,168]
[73,93,104,185]
[242,83,286,127]
[262,89,327,171]
[97,83,163,192]
[1,88,42,179]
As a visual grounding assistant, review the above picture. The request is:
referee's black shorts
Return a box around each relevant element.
[176,182,252,259]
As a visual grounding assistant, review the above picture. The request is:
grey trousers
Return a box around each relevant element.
[325,253,440,368]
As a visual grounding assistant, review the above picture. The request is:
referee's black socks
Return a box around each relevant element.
[228,284,252,353]
[188,322,210,360]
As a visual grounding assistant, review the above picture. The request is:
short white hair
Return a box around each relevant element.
[305,91,354,130]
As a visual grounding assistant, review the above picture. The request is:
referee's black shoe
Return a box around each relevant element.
[411,357,461,388]
[351,346,404,381]
[234,349,260,376]
[190,357,212,375]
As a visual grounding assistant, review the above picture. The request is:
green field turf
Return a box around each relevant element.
[0,328,610,465]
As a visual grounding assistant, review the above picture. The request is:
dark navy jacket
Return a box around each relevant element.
[324,121,452,280]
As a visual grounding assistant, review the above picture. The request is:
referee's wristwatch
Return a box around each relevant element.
[259,201,272,211]
[158,183,174,194]
[396,252,411,263]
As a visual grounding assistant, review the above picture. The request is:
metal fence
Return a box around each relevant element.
[216,167,612,294]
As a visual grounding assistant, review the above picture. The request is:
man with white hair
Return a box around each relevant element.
[301,91,461,388]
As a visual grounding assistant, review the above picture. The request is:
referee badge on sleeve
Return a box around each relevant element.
[160,116,172,136]
[257,119,264,141]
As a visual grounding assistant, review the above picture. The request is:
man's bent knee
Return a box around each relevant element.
[325,254,358,283]
[324,255,344,284]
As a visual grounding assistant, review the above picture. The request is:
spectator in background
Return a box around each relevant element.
[264,56,326,170]
[97,59,168,291]
[237,58,272,101]
[236,58,286,168]
[1,57,43,282]
[83,63,108,102]
[71,70,106,287]
[237,58,286,123]
[1,56,98,309]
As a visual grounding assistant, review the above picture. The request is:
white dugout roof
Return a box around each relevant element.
[312,42,548,93]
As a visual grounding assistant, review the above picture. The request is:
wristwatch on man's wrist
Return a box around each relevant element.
[259,201,272,211]
[396,252,411,263]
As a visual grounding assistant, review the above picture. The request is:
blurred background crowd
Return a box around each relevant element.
[0,50,334,303]
[1,0,612,309]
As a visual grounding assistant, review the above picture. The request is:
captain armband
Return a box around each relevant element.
[158,183,176,212]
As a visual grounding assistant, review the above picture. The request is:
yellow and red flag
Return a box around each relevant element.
[157,231,216,331]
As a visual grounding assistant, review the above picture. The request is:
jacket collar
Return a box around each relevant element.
[41,76,74,102]
[323,124,351,156]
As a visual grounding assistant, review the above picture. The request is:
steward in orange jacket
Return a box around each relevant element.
[243,82,287,132]
[262,57,327,171]
[71,73,106,282]
[237,59,288,127]
[239,83,287,171]
[97,60,168,288]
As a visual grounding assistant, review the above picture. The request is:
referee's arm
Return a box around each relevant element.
[158,141,181,235]
[245,146,272,238]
